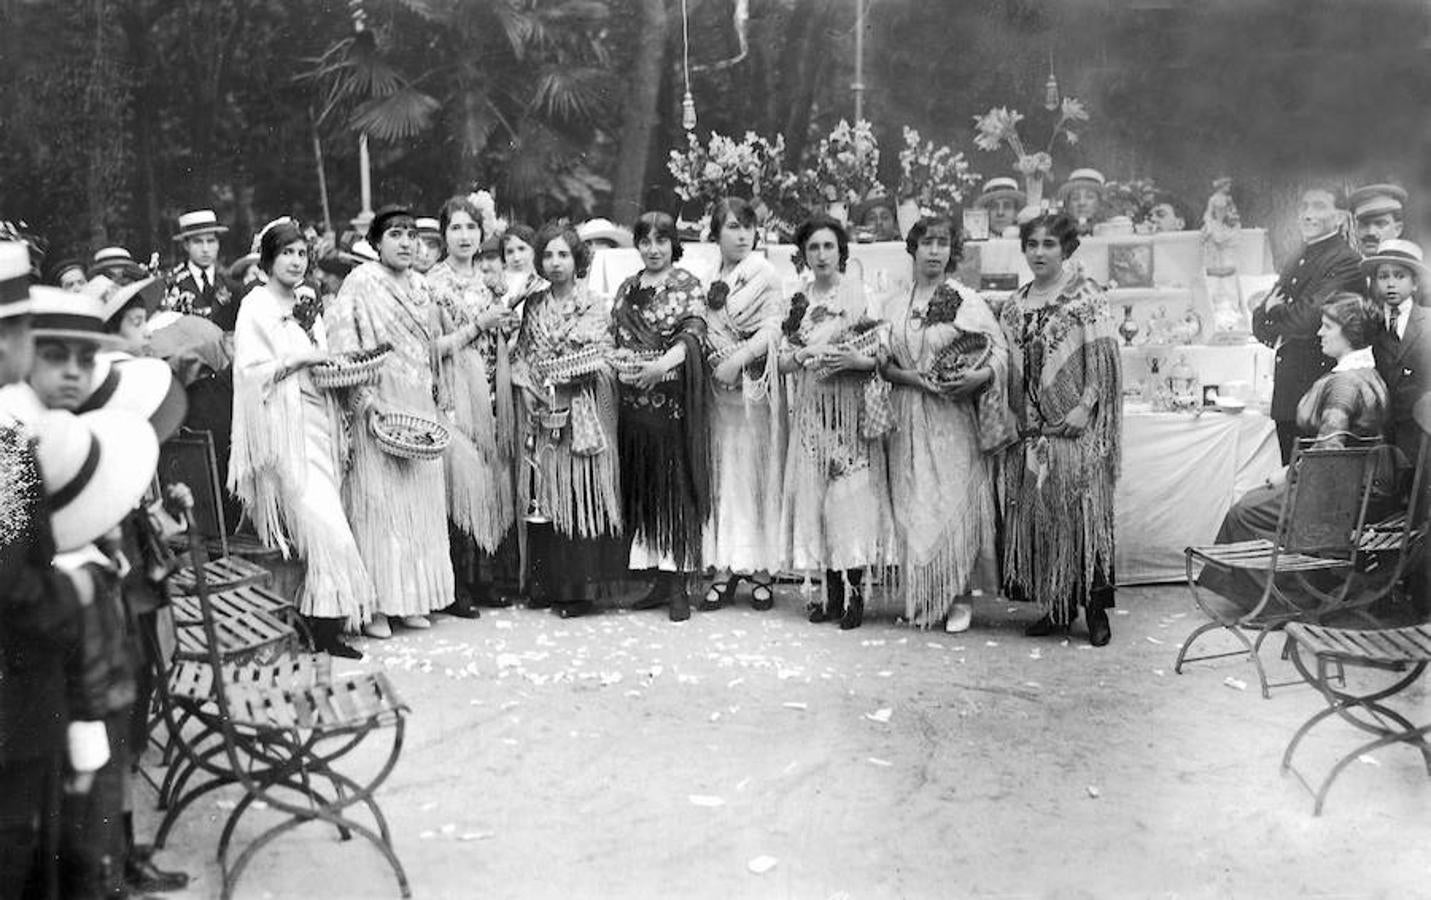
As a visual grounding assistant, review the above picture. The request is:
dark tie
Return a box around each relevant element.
[200,269,211,293]
[1388,306,1400,341]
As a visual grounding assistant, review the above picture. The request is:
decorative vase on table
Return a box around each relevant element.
[896,198,921,237]
[826,201,848,226]
[1117,304,1141,346]
[1168,354,1200,411]
[1020,174,1046,221]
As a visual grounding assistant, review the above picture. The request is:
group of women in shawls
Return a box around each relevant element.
[228,200,1126,653]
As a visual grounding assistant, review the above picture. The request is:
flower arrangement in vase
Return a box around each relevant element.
[812,119,882,219]
[667,131,789,207]
[897,127,981,221]
[1102,178,1160,228]
[972,97,1089,216]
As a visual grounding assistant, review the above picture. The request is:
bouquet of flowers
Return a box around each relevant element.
[913,283,965,328]
[667,131,788,206]
[972,97,1089,181]
[812,119,882,206]
[1102,178,1160,224]
[897,127,980,218]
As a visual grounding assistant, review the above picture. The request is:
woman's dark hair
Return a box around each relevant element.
[632,211,683,262]
[533,221,592,280]
[258,220,308,275]
[500,224,537,263]
[708,197,760,247]
[1321,291,1383,350]
[904,215,966,271]
[367,204,415,246]
[793,214,850,273]
[438,196,484,246]
[1019,212,1081,259]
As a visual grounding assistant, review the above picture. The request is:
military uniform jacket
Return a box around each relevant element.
[164,263,242,332]
[1252,234,1364,421]
[0,415,83,768]
[1373,303,1431,463]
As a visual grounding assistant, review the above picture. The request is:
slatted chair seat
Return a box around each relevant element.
[170,583,293,627]
[167,554,271,595]
[1281,621,1431,815]
[168,654,333,707]
[1189,541,1356,573]
[171,605,296,664]
[226,673,408,733]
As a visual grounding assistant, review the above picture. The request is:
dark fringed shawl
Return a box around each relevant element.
[612,271,712,570]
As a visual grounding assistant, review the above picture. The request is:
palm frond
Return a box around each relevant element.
[530,66,609,124]
[349,87,441,140]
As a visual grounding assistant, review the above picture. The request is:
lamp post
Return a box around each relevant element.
[852,0,866,122]
[351,0,373,220]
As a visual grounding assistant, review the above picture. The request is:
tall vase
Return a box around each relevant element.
[897,198,921,236]
[827,201,848,226]
[1021,174,1045,220]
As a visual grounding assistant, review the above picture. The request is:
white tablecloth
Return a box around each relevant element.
[1115,406,1280,584]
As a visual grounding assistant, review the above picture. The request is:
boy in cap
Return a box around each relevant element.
[0,245,94,899]
[413,216,443,274]
[975,177,1026,237]
[163,209,240,331]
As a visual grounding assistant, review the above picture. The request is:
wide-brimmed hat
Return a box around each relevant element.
[415,217,442,239]
[0,242,32,319]
[575,217,633,248]
[106,276,165,321]
[172,209,229,242]
[1056,168,1107,201]
[88,246,147,280]
[976,177,1026,208]
[29,287,125,349]
[1360,238,1430,281]
[349,239,379,263]
[34,407,159,552]
[79,352,188,442]
[1349,183,1408,221]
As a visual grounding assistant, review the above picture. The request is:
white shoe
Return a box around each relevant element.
[362,615,392,639]
[399,615,432,630]
[944,603,973,634]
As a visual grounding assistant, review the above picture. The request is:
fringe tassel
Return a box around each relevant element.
[518,372,622,541]
[897,471,995,627]
[619,413,702,570]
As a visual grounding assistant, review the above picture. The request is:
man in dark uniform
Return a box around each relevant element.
[0,242,88,900]
[1252,185,1366,463]
[162,209,240,332]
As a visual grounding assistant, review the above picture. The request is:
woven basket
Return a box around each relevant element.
[372,410,450,461]
[311,345,392,389]
[612,348,679,383]
[537,345,609,384]
[930,332,992,386]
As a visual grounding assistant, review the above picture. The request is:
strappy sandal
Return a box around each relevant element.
[750,580,775,612]
[699,575,740,612]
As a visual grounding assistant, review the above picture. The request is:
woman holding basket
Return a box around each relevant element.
[880,215,1014,633]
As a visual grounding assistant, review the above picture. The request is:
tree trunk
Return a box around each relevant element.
[609,0,669,223]
[779,0,835,166]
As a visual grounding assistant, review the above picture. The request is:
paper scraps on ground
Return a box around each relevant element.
[783,701,808,711]
[865,708,893,723]
[1223,676,1248,691]
[747,856,779,874]
[1086,785,1101,798]
[688,795,726,807]
[867,757,893,767]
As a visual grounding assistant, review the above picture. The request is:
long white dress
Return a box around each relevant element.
[229,284,374,626]
[701,253,786,574]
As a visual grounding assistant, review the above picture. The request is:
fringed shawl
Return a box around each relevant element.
[513,283,622,538]
[611,267,713,567]
[1000,268,1123,620]
[704,252,786,401]
[228,284,346,555]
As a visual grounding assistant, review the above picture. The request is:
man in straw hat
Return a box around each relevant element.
[88,247,148,286]
[1349,183,1409,257]
[163,208,240,331]
[1057,168,1107,234]
[413,216,443,274]
[1364,238,1431,466]
[975,176,1026,237]
[0,243,104,898]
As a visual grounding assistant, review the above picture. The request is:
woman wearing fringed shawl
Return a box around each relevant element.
[700,197,787,612]
[777,215,893,631]
[230,219,371,658]
[1000,212,1122,647]
[610,211,710,622]
[511,222,624,618]
[427,196,521,614]
[326,205,455,638]
[881,216,1015,633]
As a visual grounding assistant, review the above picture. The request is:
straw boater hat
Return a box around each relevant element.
[575,218,633,248]
[172,209,229,242]
[415,217,442,239]
[0,242,33,319]
[79,352,188,442]
[1360,238,1430,282]
[88,246,146,280]
[1056,168,1107,202]
[1348,184,1408,222]
[48,258,86,287]
[33,407,159,552]
[28,287,126,349]
[976,177,1026,208]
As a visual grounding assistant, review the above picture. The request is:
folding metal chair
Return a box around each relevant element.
[1176,435,1383,697]
[156,514,412,900]
[1281,621,1431,815]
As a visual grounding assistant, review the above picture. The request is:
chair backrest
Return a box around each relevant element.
[1277,436,1380,556]
[157,428,229,557]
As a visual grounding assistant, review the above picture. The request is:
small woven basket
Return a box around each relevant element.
[930,332,992,386]
[372,410,450,461]
[311,344,392,389]
[612,348,679,383]
[537,345,609,384]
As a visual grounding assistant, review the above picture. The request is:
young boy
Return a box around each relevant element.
[413,216,443,274]
[1364,239,1431,466]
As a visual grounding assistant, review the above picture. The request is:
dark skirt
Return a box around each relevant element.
[619,379,703,572]
[527,523,626,601]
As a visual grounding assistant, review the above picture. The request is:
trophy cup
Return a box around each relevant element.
[523,380,569,525]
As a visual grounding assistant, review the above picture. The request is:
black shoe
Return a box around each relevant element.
[632,578,671,611]
[669,588,691,622]
[555,599,595,619]
[1024,614,1067,637]
[439,595,482,619]
[473,591,514,609]
[750,580,775,612]
[699,576,739,612]
[838,589,864,630]
[810,573,845,623]
[1086,605,1112,647]
[525,593,552,610]
[326,639,364,660]
[125,856,190,893]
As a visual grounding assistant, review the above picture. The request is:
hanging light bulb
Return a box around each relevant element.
[1044,71,1059,111]
[682,90,697,132]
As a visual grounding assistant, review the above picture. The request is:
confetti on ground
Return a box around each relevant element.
[1086,786,1101,798]
[867,757,893,767]
[1358,755,1381,766]
[877,670,893,677]
[418,830,436,840]
[1145,636,1165,645]
[1223,677,1248,691]
[1114,609,1131,616]
[735,777,752,791]
[865,708,893,723]
[985,641,999,647]
[688,795,726,807]
[709,712,721,722]
[420,802,438,812]
[1152,669,1166,676]
[216,799,237,810]
[1029,650,1042,660]
[440,824,457,836]
[459,831,495,842]
[926,642,944,649]
[747,856,779,874]
[783,701,808,711]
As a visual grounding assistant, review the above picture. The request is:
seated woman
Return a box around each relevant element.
[1214,292,1390,550]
